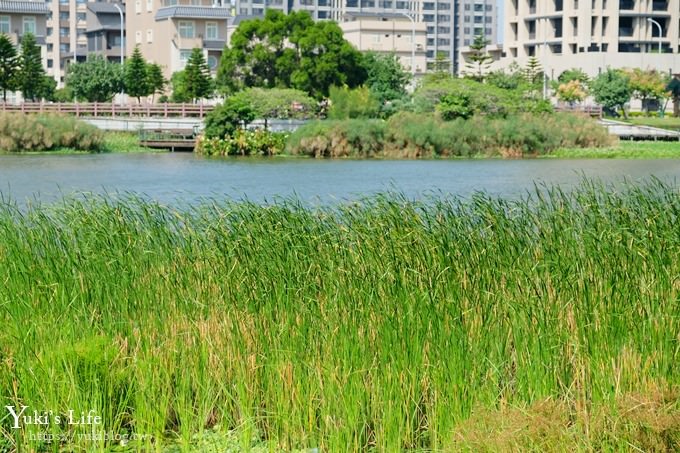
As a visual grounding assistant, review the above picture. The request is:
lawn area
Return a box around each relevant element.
[623,116,680,131]
[550,139,680,158]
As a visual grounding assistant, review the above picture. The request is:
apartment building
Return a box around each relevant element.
[44,0,91,85]
[85,2,124,62]
[339,12,428,75]
[0,1,49,87]
[503,0,680,78]
[228,0,498,73]
[126,0,229,80]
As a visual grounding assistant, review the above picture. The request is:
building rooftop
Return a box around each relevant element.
[0,0,49,14]
[155,5,231,21]
[342,11,414,21]
[87,3,124,15]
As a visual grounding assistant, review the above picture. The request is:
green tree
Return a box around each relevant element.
[217,10,366,99]
[486,63,528,91]
[327,85,379,119]
[18,33,47,101]
[203,97,256,139]
[184,48,213,102]
[463,34,493,82]
[124,46,150,102]
[557,68,590,84]
[231,87,317,119]
[37,75,57,101]
[625,68,668,113]
[0,34,18,101]
[66,56,123,102]
[169,71,190,102]
[667,76,680,117]
[591,68,632,118]
[362,52,410,108]
[146,63,166,102]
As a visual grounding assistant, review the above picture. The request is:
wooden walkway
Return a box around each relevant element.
[139,129,197,151]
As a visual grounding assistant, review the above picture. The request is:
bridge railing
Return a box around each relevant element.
[0,102,216,118]
[554,105,603,118]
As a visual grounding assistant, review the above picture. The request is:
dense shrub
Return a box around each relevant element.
[414,77,553,118]
[0,113,103,152]
[203,98,256,139]
[196,129,288,156]
[286,113,614,158]
[327,85,380,119]
[284,119,386,157]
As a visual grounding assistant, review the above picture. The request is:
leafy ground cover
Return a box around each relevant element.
[551,139,680,158]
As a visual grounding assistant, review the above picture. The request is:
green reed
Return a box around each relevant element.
[0,181,679,451]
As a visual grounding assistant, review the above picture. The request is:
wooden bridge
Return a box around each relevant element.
[0,102,216,118]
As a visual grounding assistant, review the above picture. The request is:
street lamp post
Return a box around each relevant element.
[647,18,662,54]
[113,3,124,65]
[398,11,416,80]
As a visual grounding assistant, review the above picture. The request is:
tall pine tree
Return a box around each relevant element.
[18,33,46,101]
[184,48,212,102]
[464,34,492,82]
[0,34,18,101]
[124,46,150,103]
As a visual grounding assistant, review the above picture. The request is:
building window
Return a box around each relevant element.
[179,50,191,68]
[60,27,69,37]
[147,0,153,11]
[135,0,141,14]
[76,12,86,21]
[205,22,217,40]
[207,55,217,70]
[0,16,9,34]
[135,30,142,44]
[47,59,53,68]
[59,43,69,53]
[146,29,153,42]
[178,21,195,39]
[23,17,36,35]
[59,12,69,20]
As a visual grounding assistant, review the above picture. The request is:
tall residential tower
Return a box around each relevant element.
[503,0,680,77]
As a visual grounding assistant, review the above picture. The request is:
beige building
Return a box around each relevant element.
[340,12,427,76]
[502,0,680,78]
[126,0,229,81]
[45,0,91,85]
[0,0,49,89]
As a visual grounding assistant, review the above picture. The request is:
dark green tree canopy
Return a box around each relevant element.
[66,55,123,102]
[18,33,47,101]
[125,46,150,102]
[183,48,213,101]
[217,10,367,99]
[146,63,166,101]
[0,34,18,101]
[590,68,632,117]
[362,52,410,106]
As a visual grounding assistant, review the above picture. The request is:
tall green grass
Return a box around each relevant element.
[1,181,679,451]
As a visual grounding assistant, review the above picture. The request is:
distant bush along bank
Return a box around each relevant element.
[285,113,614,158]
[0,113,103,152]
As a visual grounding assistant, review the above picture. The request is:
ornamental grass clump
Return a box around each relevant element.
[1,180,680,450]
[287,113,614,158]
[0,113,103,152]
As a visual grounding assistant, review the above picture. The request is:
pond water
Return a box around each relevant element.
[2,153,680,205]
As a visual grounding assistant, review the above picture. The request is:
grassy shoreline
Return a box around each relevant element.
[1,181,679,451]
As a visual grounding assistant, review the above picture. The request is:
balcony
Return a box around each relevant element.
[172,34,203,49]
